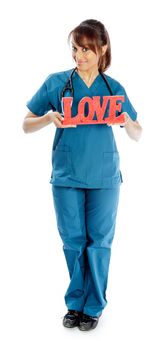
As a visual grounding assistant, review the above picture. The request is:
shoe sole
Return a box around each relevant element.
[63,323,78,328]
[78,322,98,331]
[63,319,80,328]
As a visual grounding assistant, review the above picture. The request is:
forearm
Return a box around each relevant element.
[124,117,142,141]
[23,113,52,133]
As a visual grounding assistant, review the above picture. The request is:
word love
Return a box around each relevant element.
[62,96,125,125]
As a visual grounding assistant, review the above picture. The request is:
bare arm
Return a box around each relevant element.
[22,111,77,133]
[123,113,142,141]
[22,111,52,133]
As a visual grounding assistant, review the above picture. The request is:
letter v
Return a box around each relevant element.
[92,96,110,121]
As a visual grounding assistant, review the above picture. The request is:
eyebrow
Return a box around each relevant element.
[71,42,78,47]
[71,42,88,48]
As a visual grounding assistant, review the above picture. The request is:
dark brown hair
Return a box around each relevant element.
[68,19,111,73]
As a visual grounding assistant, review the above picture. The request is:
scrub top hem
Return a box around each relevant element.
[49,176,123,189]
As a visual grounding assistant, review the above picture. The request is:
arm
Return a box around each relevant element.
[22,111,52,133]
[22,111,76,133]
[121,113,142,142]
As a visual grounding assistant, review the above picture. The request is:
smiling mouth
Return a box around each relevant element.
[77,61,87,64]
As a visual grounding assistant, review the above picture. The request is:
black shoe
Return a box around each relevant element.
[78,313,99,331]
[63,310,82,328]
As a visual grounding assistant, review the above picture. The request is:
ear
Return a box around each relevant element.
[102,44,108,56]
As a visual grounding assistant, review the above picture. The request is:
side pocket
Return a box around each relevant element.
[102,152,120,178]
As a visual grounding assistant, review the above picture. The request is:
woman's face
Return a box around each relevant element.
[71,36,100,72]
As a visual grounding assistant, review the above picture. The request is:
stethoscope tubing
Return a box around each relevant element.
[61,67,113,99]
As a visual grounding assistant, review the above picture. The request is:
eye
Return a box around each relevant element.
[82,47,89,52]
[72,46,77,52]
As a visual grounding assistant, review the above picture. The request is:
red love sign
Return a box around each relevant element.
[62,96,125,125]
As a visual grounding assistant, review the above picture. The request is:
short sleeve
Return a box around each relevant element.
[121,88,137,121]
[118,86,137,128]
[26,78,54,116]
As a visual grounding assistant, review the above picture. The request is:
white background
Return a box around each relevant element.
[0,0,161,348]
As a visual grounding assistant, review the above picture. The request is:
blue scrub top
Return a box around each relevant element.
[26,68,137,189]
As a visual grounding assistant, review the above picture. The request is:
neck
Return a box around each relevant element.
[76,66,99,82]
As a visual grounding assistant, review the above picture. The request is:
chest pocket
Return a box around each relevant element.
[52,144,71,177]
[102,151,120,178]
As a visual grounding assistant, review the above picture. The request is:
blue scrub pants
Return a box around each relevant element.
[51,185,120,317]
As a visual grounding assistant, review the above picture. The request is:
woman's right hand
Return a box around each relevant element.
[49,112,77,128]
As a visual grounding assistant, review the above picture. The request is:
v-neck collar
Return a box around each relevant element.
[74,69,101,91]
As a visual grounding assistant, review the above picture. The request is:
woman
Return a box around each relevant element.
[23,19,142,331]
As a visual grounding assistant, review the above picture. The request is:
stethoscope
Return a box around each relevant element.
[61,67,113,100]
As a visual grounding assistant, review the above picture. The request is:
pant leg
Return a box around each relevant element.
[51,185,87,312]
[83,187,120,317]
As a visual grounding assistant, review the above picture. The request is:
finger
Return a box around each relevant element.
[57,114,64,122]
[63,125,77,128]
[55,121,63,128]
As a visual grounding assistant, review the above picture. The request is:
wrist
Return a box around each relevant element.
[124,112,130,124]
[44,112,52,124]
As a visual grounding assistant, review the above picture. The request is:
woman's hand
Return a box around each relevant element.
[49,112,77,128]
